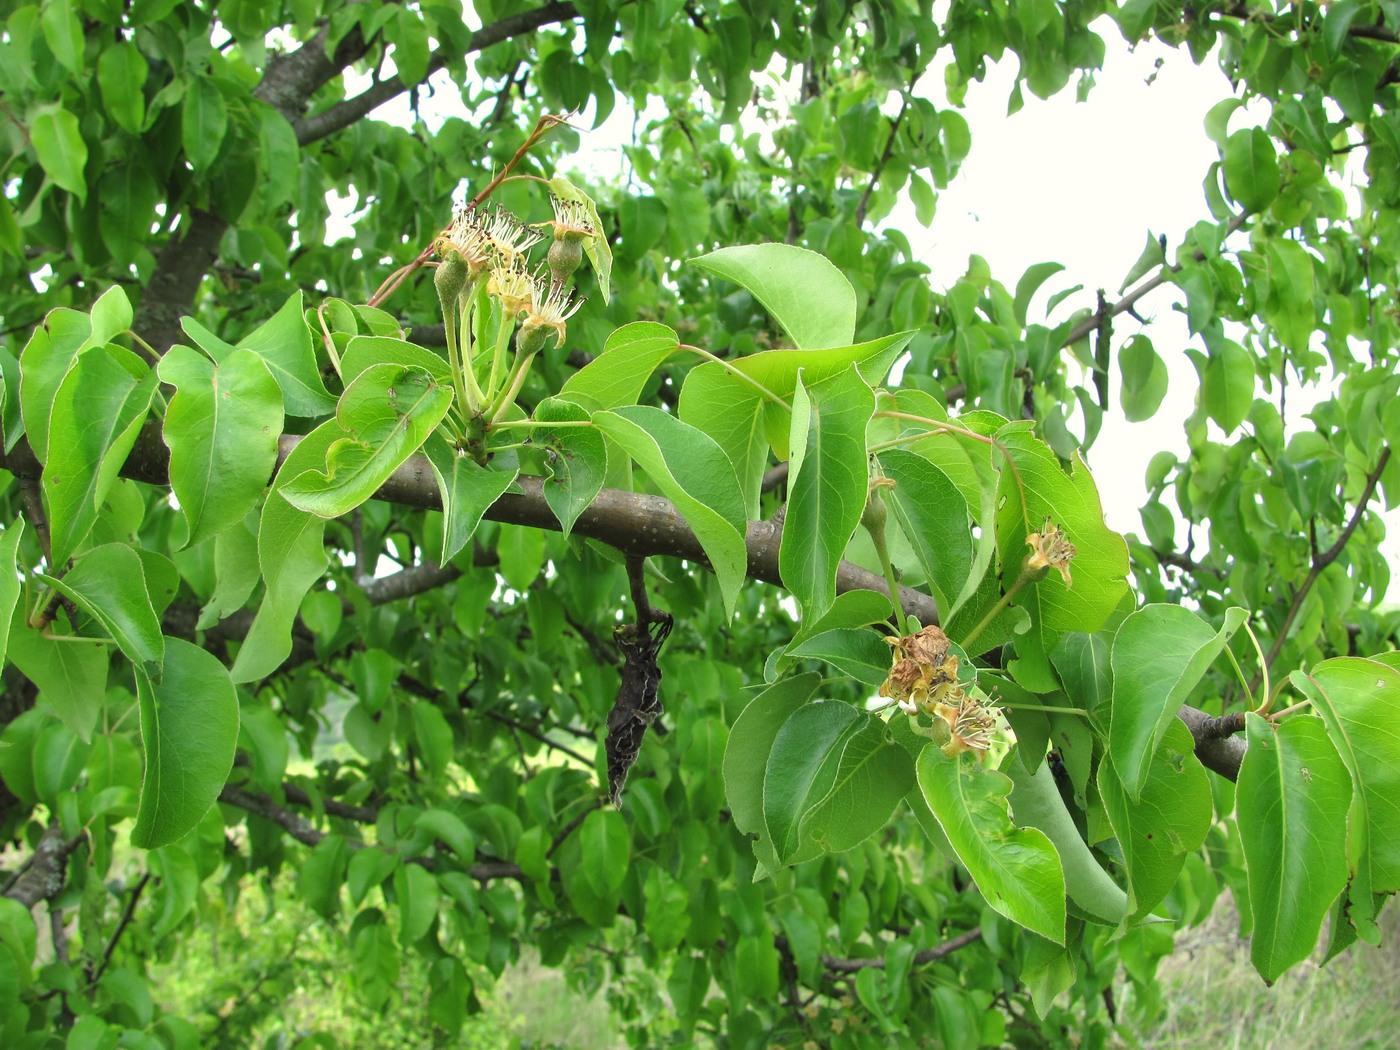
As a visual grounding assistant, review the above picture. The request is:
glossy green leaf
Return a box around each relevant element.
[691,244,856,349]
[339,336,449,385]
[534,397,606,537]
[30,103,88,201]
[1109,605,1247,800]
[1118,335,1168,422]
[131,638,239,849]
[723,673,822,869]
[1237,713,1351,982]
[1223,127,1279,212]
[877,448,972,614]
[1005,752,1128,925]
[33,720,90,806]
[159,346,284,546]
[1098,720,1211,921]
[917,747,1066,944]
[798,716,915,855]
[780,367,875,622]
[593,405,747,620]
[763,700,863,865]
[1049,632,1112,720]
[282,364,451,518]
[1294,658,1400,899]
[43,346,157,568]
[785,628,891,687]
[198,518,260,629]
[182,77,228,172]
[300,835,349,920]
[97,41,149,134]
[422,434,517,563]
[230,422,338,683]
[580,808,630,897]
[40,544,164,679]
[558,322,679,411]
[20,307,90,463]
[221,291,335,417]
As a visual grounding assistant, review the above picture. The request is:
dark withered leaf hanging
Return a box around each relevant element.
[604,613,672,805]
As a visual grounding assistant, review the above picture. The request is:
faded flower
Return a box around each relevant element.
[487,259,535,317]
[1024,517,1075,588]
[881,624,997,757]
[518,277,584,354]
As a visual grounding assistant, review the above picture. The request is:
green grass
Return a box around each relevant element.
[1137,900,1400,1050]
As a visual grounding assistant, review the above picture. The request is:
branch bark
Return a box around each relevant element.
[0,427,1248,779]
[1,824,81,909]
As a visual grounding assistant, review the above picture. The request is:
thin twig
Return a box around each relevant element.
[1257,447,1391,681]
[89,873,151,986]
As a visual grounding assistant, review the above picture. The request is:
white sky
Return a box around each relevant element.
[356,19,1398,596]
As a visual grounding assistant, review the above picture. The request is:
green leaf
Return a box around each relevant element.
[98,41,149,134]
[798,716,916,855]
[1201,340,1254,435]
[1013,262,1066,326]
[223,292,335,417]
[1118,335,1168,423]
[40,0,84,73]
[159,346,284,547]
[548,174,613,303]
[877,449,972,614]
[580,808,630,897]
[1265,240,1316,354]
[20,307,90,463]
[422,434,517,563]
[282,364,451,518]
[30,103,88,202]
[785,629,891,687]
[339,336,449,386]
[43,347,157,568]
[534,397,606,537]
[1223,127,1279,212]
[411,700,453,781]
[916,747,1066,944]
[1048,632,1112,721]
[394,863,439,946]
[780,367,875,622]
[230,422,338,683]
[5,605,108,742]
[0,521,24,668]
[593,405,747,620]
[1097,720,1211,921]
[1005,752,1128,925]
[182,77,228,172]
[763,700,863,864]
[1237,713,1351,982]
[131,638,239,849]
[690,244,857,350]
[40,544,164,680]
[300,835,348,920]
[1294,658,1400,899]
[558,322,679,411]
[723,673,822,861]
[1108,605,1248,801]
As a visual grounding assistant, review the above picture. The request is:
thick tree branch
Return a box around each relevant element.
[0,428,1246,778]
[292,3,580,145]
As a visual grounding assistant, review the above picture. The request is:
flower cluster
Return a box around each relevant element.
[435,200,584,351]
[880,624,998,757]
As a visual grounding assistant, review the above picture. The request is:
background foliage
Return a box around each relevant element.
[2,1,1399,1047]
